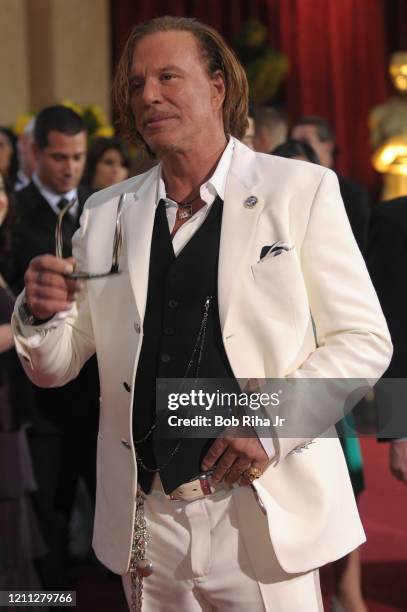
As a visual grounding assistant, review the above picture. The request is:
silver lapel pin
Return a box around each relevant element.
[243,196,258,209]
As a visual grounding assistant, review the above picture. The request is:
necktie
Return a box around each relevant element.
[57,197,77,254]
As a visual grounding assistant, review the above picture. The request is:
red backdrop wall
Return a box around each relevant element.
[110,0,407,196]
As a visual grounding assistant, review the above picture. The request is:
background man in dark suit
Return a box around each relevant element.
[291,116,371,255]
[7,105,100,589]
[367,196,407,485]
[10,105,92,281]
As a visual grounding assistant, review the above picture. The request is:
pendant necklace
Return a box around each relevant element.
[175,194,201,220]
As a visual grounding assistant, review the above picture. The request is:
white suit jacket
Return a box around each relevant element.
[13,139,392,577]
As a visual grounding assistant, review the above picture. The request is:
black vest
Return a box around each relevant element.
[132,198,237,493]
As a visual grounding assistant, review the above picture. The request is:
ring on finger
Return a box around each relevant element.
[243,466,263,483]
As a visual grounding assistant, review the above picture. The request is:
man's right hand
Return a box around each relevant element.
[24,255,83,321]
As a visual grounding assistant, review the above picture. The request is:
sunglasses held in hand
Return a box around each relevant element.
[55,194,125,279]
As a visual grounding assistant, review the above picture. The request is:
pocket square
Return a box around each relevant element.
[260,242,294,260]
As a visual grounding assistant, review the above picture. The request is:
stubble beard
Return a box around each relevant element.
[153,141,184,159]
[136,130,183,160]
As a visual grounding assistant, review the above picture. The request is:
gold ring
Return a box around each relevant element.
[243,466,263,483]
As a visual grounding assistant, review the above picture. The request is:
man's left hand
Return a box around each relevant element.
[390,440,407,485]
[201,435,269,485]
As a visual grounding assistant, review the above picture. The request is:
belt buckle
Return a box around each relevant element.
[169,470,214,501]
[197,470,214,496]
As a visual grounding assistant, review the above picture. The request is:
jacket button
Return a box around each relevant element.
[168,299,178,308]
[163,327,174,335]
[123,382,131,392]
[134,322,141,333]
[161,353,171,363]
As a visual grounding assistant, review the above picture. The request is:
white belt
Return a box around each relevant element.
[151,472,233,502]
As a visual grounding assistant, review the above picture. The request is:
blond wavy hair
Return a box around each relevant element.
[112,16,249,148]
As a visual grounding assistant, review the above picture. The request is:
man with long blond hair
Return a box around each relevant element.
[12,16,391,611]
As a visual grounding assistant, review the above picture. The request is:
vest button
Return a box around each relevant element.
[163,327,174,335]
[168,299,178,308]
[123,382,131,392]
[161,353,171,363]
[134,322,141,333]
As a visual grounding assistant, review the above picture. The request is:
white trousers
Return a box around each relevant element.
[122,484,323,612]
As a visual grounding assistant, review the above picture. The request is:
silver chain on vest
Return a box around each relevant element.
[133,295,213,472]
[130,295,213,610]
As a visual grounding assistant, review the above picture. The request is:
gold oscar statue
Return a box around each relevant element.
[370,51,407,200]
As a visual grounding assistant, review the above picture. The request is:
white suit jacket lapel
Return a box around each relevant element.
[123,166,160,321]
[218,142,264,331]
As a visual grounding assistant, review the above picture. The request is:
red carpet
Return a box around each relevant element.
[321,437,407,611]
[73,437,407,611]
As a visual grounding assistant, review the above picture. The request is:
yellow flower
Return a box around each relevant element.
[60,99,84,116]
[93,125,115,138]
[89,105,108,126]
[14,114,34,136]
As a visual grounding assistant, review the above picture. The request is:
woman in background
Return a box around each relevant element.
[0,128,19,191]
[0,172,46,591]
[81,137,131,190]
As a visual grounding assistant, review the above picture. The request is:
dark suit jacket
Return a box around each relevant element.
[8,181,93,293]
[367,197,407,439]
[7,181,99,450]
[367,196,407,378]
[337,175,371,255]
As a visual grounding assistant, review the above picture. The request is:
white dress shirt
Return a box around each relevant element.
[158,137,235,254]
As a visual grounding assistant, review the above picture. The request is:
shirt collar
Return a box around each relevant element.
[15,169,30,191]
[156,137,235,206]
[32,172,78,214]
